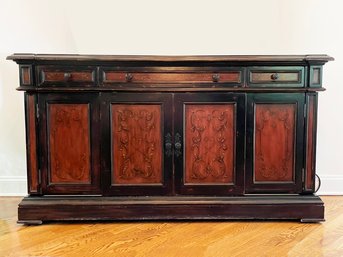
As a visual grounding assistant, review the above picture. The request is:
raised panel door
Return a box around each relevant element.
[246,93,304,193]
[174,93,245,195]
[39,93,100,194]
[101,93,172,195]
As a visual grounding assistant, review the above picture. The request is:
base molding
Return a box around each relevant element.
[17,195,324,224]
[0,176,27,196]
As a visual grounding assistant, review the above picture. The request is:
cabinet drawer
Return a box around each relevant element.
[38,66,96,86]
[248,67,304,87]
[101,70,242,85]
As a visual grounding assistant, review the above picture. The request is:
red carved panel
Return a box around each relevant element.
[111,104,162,184]
[254,104,296,182]
[103,72,241,83]
[27,95,38,192]
[48,104,91,183]
[185,105,235,183]
[306,96,315,190]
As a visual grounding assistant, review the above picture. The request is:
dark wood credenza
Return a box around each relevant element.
[7,54,333,224]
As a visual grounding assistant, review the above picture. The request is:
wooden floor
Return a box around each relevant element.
[0,196,343,257]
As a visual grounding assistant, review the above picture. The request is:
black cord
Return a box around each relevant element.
[314,174,321,193]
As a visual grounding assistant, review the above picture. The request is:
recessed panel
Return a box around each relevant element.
[21,66,31,85]
[184,104,235,184]
[27,94,39,193]
[305,96,316,190]
[48,104,91,184]
[312,69,320,85]
[111,104,162,184]
[254,104,296,182]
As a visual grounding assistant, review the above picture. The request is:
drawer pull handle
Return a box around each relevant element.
[271,73,279,81]
[165,133,172,157]
[174,133,182,157]
[212,74,220,82]
[125,73,134,82]
[64,72,72,81]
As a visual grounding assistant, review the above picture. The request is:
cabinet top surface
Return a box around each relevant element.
[7,53,334,63]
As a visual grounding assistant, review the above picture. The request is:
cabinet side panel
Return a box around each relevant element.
[254,104,296,182]
[48,104,91,184]
[184,104,235,184]
[26,94,39,193]
[305,95,316,191]
[111,104,162,184]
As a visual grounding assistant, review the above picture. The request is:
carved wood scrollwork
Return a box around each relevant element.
[254,104,295,181]
[112,105,162,184]
[49,104,91,183]
[185,105,235,183]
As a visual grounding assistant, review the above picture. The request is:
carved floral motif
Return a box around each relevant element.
[112,105,162,184]
[185,105,234,183]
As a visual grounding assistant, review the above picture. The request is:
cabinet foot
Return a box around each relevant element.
[17,220,43,225]
[300,218,325,223]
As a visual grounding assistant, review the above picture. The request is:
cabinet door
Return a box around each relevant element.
[174,93,245,195]
[38,93,100,194]
[101,93,173,195]
[246,93,304,193]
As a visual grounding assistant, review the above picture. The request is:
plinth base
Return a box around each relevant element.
[17,195,324,225]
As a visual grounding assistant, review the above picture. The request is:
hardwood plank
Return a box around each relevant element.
[1,196,343,257]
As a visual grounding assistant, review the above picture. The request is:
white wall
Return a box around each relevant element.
[0,0,342,195]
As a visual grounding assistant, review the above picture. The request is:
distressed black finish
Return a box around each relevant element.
[101,93,173,196]
[17,195,325,224]
[7,54,333,224]
[245,93,305,193]
[38,93,101,194]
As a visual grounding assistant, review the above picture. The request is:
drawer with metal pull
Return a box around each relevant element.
[100,69,243,86]
[248,67,304,87]
[38,66,96,86]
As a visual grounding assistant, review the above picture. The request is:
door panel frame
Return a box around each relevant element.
[174,93,245,195]
[101,93,173,196]
[38,93,101,194]
[246,93,304,193]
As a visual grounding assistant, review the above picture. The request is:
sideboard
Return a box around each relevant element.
[7,54,333,224]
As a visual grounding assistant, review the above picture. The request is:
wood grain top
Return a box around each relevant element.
[6,53,334,63]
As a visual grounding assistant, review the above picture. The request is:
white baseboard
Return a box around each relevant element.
[0,175,342,196]
[317,175,343,195]
[0,176,27,196]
